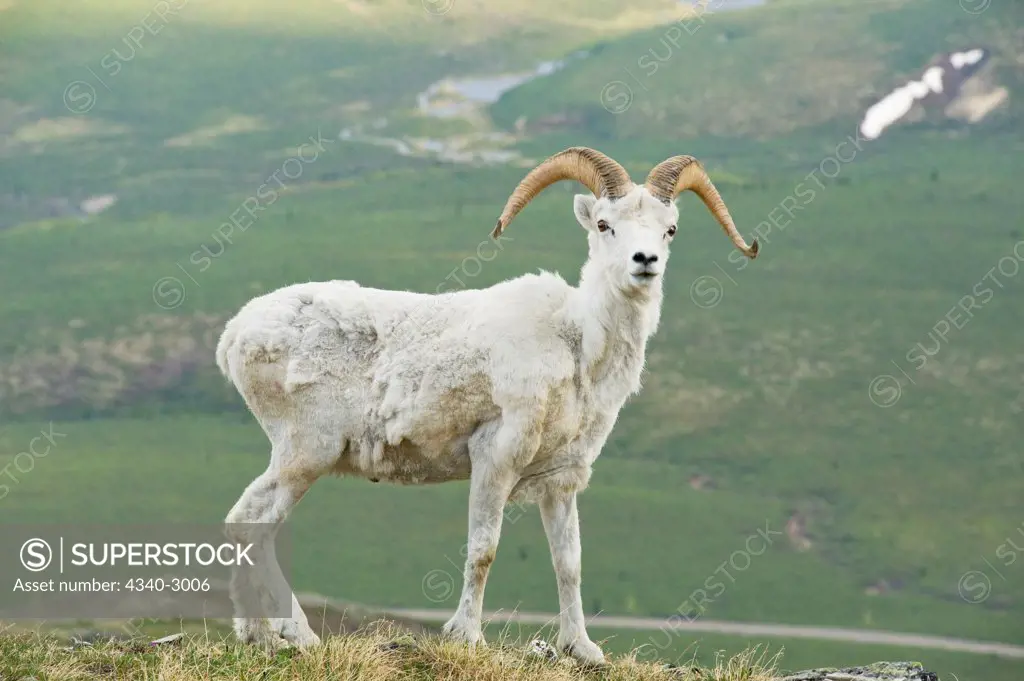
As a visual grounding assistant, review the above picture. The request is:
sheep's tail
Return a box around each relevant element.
[215,282,356,395]
[214,312,312,400]
[213,316,264,387]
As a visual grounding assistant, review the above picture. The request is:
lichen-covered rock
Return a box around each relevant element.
[779,661,939,681]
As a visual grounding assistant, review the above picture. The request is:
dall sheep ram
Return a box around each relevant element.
[216,146,759,665]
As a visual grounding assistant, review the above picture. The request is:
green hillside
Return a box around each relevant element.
[1,0,1022,679]
[493,0,1023,140]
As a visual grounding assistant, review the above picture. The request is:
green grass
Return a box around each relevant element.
[1,135,1023,646]
[0,403,1021,645]
[0,0,681,232]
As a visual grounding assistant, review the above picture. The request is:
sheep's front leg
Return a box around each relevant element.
[442,462,516,647]
[539,491,605,665]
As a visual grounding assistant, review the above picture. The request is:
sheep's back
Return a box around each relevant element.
[216,274,583,463]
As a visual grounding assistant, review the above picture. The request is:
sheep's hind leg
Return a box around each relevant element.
[225,464,322,652]
[539,491,605,666]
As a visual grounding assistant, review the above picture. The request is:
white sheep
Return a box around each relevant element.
[216,146,758,664]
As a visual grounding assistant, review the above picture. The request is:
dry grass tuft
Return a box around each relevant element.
[0,623,781,681]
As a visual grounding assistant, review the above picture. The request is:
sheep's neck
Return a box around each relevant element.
[571,260,663,394]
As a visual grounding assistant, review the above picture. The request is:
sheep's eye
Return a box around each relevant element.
[667,225,677,237]
[597,220,610,233]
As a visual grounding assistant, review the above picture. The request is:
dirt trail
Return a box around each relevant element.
[384,608,1024,659]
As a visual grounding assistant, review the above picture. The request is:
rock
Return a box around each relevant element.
[526,638,558,662]
[779,661,939,681]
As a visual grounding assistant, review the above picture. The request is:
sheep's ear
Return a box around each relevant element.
[573,194,598,231]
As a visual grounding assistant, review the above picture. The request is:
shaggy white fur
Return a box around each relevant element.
[216,150,755,665]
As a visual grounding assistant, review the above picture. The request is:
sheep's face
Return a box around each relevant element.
[574,185,678,294]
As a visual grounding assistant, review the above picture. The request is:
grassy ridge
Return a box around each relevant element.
[2,616,1019,680]
[1,625,1019,680]
[0,628,783,681]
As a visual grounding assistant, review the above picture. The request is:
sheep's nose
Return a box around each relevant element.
[632,252,658,265]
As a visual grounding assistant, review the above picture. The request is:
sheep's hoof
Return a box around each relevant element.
[561,639,607,667]
[233,618,296,656]
[278,621,321,650]
[441,617,484,648]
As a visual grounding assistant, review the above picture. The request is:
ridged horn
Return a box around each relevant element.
[492,147,633,238]
[645,156,759,259]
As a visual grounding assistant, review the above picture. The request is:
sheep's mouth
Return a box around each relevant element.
[631,270,659,281]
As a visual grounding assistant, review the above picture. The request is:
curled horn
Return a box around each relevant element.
[492,147,633,238]
[645,156,759,259]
